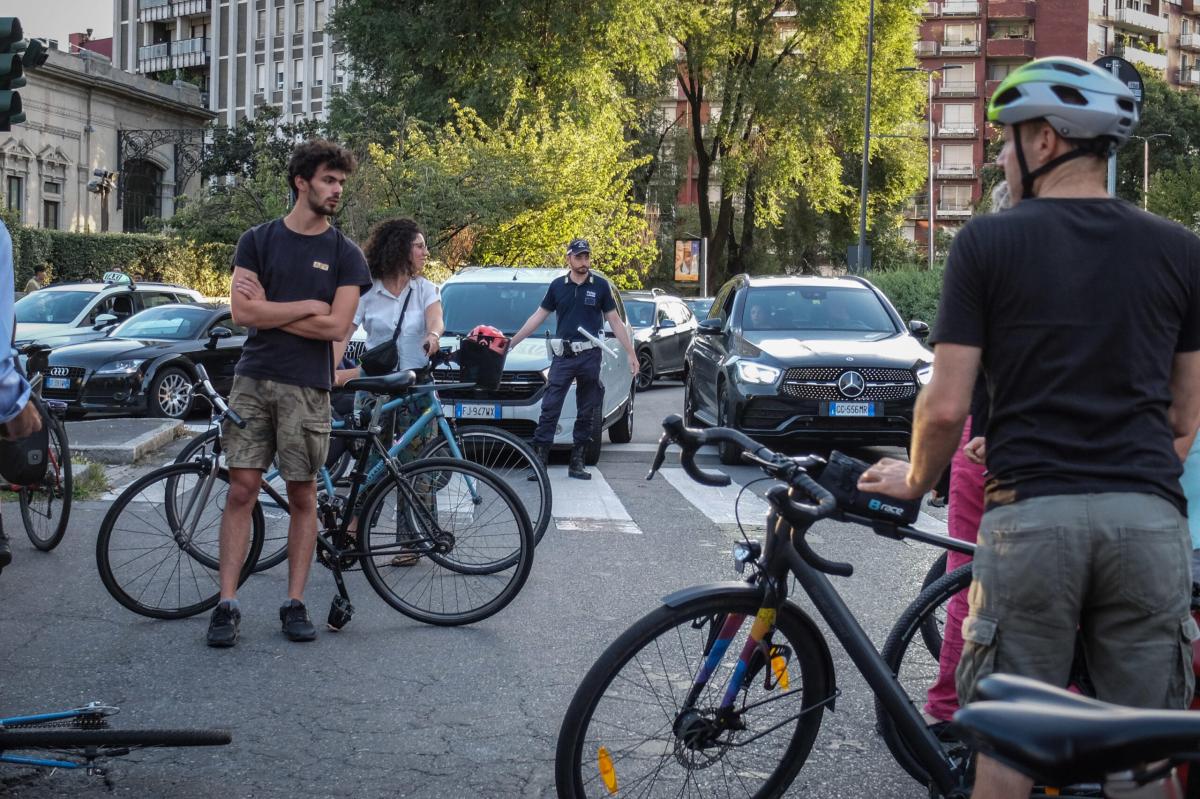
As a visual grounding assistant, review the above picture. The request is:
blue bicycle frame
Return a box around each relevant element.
[1,706,115,769]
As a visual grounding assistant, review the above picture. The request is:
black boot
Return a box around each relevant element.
[568,445,591,480]
[527,443,550,481]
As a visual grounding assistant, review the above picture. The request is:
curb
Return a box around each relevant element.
[67,420,186,465]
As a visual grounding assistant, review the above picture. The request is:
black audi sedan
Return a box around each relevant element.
[33,303,246,419]
[684,275,933,463]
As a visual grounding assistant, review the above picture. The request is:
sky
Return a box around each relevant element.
[0,0,114,52]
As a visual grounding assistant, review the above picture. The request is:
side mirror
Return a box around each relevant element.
[93,313,118,330]
[206,326,233,348]
[658,318,677,330]
[696,318,724,336]
[909,320,930,340]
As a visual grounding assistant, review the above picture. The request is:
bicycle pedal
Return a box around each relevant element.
[327,596,354,631]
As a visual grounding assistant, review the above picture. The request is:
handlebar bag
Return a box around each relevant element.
[816,451,920,524]
[0,394,50,485]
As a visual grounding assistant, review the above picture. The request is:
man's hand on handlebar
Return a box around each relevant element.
[857,457,925,501]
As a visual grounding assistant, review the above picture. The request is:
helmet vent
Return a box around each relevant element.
[993,87,1022,107]
[1051,85,1088,106]
[1117,97,1135,112]
[1051,62,1089,76]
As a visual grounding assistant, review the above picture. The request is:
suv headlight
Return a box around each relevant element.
[96,360,142,375]
[736,361,780,385]
[916,364,934,385]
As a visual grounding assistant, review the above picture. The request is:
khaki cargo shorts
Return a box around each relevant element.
[956,492,1197,711]
[222,375,331,482]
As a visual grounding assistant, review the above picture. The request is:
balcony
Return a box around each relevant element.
[905,202,932,219]
[172,0,210,16]
[938,79,978,97]
[921,2,940,16]
[1179,67,1200,85]
[1184,0,1200,15]
[987,1,1037,19]
[171,36,208,68]
[136,41,171,73]
[1120,44,1168,72]
[938,123,977,137]
[916,40,939,57]
[1180,32,1200,52]
[138,0,172,22]
[986,37,1036,58]
[937,163,976,179]
[1113,7,1169,35]
[942,39,981,54]
[937,204,973,218]
[942,1,981,15]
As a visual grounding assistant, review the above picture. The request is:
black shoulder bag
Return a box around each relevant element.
[357,286,414,377]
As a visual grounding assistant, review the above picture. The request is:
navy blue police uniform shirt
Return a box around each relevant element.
[539,271,617,342]
[232,219,371,391]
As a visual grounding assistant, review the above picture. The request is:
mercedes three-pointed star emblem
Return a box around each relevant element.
[837,370,866,399]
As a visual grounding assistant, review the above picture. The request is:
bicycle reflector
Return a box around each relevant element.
[597,746,618,793]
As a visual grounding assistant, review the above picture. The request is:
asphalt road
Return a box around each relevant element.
[0,382,943,798]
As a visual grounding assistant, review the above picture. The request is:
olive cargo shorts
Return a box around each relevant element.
[956,492,1197,711]
[222,375,331,482]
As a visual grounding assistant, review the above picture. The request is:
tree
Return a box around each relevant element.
[1147,159,1200,233]
[1115,71,1200,205]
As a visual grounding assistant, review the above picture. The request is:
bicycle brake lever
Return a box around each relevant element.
[646,434,670,480]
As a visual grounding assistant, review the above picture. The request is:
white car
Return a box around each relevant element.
[435,267,636,465]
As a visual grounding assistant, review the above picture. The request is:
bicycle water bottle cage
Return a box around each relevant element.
[816,451,920,525]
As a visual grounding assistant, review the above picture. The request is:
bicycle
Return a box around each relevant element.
[174,349,552,569]
[0,700,230,785]
[555,415,1010,799]
[96,367,535,628]
[2,370,73,552]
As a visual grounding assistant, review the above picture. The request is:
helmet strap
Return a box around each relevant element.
[1013,122,1091,199]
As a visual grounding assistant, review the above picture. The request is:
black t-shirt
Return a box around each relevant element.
[540,271,617,341]
[933,198,1200,512]
[232,219,371,391]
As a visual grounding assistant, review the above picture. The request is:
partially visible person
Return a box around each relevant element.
[208,139,371,648]
[747,297,770,329]
[0,219,43,570]
[23,265,47,293]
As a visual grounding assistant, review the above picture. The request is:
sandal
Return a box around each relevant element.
[390,552,421,567]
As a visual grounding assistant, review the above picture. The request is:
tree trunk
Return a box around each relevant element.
[737,169,758,273]
[709,190,736,285]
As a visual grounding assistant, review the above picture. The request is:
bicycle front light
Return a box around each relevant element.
[735,362,780,385]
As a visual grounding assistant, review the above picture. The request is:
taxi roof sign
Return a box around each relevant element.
[102,271,134,286]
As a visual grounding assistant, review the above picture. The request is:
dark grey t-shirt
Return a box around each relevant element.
[232,219,371,391]
[933,198,1200,513]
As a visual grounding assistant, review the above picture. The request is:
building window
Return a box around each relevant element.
[43,180,61,195]
[256,9,266,38]
[256,63,266,93]
[940,144,975,178]
[313,54,324,86]
[293,57,304,87]
[6,175,22,213]
[941,103,974,132]
[987,62,1016,80]
[275,6,285,34]
[122,159,163,233]
[315,0,325,31]
[333,52,347,84]
[43,201,60,230]
[943,23,978,46]
[276,63,285,90]
[988,21,1032,39]
[294,3,304,33]
[941,184,972,211]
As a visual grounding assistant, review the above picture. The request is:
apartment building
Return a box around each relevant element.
[111,0,349,127]
[907,0,1200,248]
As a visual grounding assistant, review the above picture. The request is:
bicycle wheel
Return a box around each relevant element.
[919,550,949,660]
[555,592,831,799]
[419,425,552,545]
[173,428,289,574]
[0,727,232,750]
[359,458,534,626]
[20,416,73,551]
[877,563,973,785]
[97,462,265,620]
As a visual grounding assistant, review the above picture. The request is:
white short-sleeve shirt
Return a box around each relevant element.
[353,276,441,371]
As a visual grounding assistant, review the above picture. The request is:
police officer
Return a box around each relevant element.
[509,238,638,479]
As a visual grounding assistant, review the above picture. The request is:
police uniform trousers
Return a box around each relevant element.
[534,347,603,446]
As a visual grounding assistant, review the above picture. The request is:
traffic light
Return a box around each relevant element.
[0,18,48,133]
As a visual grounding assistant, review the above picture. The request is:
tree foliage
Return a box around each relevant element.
[1115,71,1200,207]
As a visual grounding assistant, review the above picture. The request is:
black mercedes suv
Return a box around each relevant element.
[683,274,933,463]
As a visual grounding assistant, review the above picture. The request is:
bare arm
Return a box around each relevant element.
[280,284,361,342]
[508,307,551,349]
[1169,351,1200,461]
[858,343,980,499]
[605,308,640,377]
[229,267,327,330]
[422,300,444,354]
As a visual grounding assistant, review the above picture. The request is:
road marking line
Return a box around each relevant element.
[658,467,770,527]
[547,466,642,534]
[556,519,643,535]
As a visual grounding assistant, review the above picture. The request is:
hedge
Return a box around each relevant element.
[866,267,944,326]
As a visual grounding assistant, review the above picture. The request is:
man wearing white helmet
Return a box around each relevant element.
[859,57,1200,797]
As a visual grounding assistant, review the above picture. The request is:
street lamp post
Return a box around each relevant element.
[1131,133,1171,210]
[854,0,877,274]
[898,64,960,270]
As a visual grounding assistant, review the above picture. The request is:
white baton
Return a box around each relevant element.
[577,327,620,359]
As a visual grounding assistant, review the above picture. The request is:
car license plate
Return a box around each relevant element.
[827,402,875,417]
[454,403,501,420]
[45,377,70,390]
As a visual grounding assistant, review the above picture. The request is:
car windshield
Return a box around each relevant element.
[741,286,896,334]
[686,299,713,317]
[112,306,209,340]
[14,291,95,324]
[441,282,559,337]
[624,300,655,328]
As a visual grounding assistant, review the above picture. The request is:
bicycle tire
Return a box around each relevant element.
[919,551,949,660]
[173,428,289,574]
[877,563,973,785]
[97,462,265,620]
[20,416,73,552]
[0,727,232,750]
[359,458,534,626]
[555,592,831,799]
[418,425,553,546]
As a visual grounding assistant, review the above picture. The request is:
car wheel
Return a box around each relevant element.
[716,385,742,466]
[608,383,634,444]
[683,371,700,427]
[149,367,194,419]
[635,351,655,392]
[584,402,603,466]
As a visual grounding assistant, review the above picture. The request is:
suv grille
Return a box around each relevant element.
[781,367,918,402]
[435,368,546,400]
[344,340,366,362]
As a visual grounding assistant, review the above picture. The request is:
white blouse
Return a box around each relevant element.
[353,277,441,371]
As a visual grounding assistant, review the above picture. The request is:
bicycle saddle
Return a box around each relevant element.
[342,370,417,395]
[954,675,1200,785]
